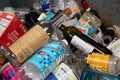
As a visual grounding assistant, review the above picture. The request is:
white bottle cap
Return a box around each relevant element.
[61,39,68,46]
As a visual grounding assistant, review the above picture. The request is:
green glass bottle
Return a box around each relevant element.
[58,24,113,55]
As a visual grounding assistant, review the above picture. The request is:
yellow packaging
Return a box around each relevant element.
[87,53,110,73]
[9,25,49,64]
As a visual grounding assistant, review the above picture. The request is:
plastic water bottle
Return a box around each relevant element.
[19,40,68,80]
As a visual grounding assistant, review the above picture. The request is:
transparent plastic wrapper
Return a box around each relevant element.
[64,0,81,18]
[51,0,81,19]
[3,7,30,23]
[14,8,30,23]
[107,39,120,58]
[50,0,65,12]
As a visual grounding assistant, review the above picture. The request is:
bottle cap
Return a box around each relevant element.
[64,8,72,16]
[33,2,41,10]
[61,39,68,46]
[81,0,90,11]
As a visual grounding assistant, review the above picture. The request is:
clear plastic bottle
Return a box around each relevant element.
[18,40,69,80]
[38,8,72,41]
[86,52,120,75]
[45,50,86,80]
[47,51,120,80]
[50,0,65,13]
[39,8,72,27]
[3,8,72,67]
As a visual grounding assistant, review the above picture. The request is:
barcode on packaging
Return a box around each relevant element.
[43,66,52,78]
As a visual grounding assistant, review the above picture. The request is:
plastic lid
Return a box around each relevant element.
[62,39,68,46]
[33,2,41,10]
[81,0,90,10]
[64,8,72,16]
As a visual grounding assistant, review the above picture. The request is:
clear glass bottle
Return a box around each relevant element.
[81,0,106,32]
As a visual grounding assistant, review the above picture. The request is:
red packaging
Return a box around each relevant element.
[0,11,28,47]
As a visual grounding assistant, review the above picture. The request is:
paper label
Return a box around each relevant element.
[71,35,94,53]
[75,18,96,36]
[9,25,49,63]
[87,53,110,73]
[107,39,120,58]
[53,63,77,80]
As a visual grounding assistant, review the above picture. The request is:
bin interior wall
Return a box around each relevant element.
[0,0,120,27]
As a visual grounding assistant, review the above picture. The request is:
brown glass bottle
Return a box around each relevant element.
[59,24,113,55]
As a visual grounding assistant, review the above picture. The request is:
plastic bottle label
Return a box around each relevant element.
[45,11,55,21]
[75,18,96,36]
[9,25,49,63]
[87,53,110,73]
[71,35,94,53]
[46,63,77,80]
[28,41,66,79]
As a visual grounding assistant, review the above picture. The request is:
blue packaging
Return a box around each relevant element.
[27,40,66,79]
[45,11,55,21]
[45,73,58,80]
[42,0,50,11]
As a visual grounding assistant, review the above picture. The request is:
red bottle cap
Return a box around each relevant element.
[81,0,90,10]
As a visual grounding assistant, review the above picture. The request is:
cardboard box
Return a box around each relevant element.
[0,11,28,47]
